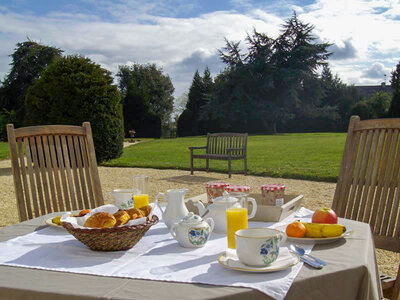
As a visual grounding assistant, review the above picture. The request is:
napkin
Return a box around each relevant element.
[60,204,150,229]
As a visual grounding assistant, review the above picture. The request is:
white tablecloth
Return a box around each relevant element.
[0,208,314,300]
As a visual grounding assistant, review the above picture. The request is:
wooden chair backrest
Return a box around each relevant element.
[332,116,400,252]
[206,133,248,156]
[7,122,104,221]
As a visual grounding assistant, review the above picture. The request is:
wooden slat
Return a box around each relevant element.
[14,125,85,138]
[371,129,394,232]
[333,116,359,213]
[48,135,64,212]
[79,135,95,208]
[363,129,385,223]
[346,131,367,219]
[29,137,46,216]
[67,136,83,209]
[341,131,361,218]
[7,125,26,221]
[42,136,58,212]
[35,136,52,214]
[354,118,400,131]
[388,175,400,237]
[55,135,72,211]
[381,130,400,235]
[73,135,89,209]
[61,135,77,210]
[83,122,104,206]
[24,137,39,218]
[359,129,380,222]
[352,130,374,221]
[17,138,32,220]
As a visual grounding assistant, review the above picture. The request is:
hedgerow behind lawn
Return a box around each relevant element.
[103,133,346,182]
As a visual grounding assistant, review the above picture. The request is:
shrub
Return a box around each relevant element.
[25,55,124,163]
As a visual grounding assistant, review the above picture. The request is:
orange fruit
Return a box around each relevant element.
[286,221,306,238]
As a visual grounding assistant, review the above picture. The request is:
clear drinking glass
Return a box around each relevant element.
[133,174,148,194]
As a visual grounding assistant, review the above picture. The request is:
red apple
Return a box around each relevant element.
[312,208,338,224]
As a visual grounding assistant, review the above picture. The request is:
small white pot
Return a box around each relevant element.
[170,212,214,248]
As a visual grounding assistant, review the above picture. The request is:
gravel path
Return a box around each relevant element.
[0,159,398,277]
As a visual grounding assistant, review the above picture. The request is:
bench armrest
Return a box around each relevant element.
[189,146,207,150]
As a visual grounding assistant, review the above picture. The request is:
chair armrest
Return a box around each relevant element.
[189,146,207,150]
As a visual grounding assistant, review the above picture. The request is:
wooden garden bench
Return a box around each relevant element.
[189,133,248,178]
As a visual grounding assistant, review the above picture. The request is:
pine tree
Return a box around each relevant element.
[0,40,62,125]
[389,62,400,117]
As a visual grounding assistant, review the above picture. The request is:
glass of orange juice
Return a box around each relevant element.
[226,207,248,249]
[133,194,149,209]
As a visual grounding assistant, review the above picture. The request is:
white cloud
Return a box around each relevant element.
[0,0,399,97]
[0,8,283,96]
[361,62,391,79]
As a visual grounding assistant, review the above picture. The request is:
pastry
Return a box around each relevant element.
[139,205,152,217]
[113,210,130,226]
[126,208,145,219]
[78,209,91,217]
[84,212,116,228]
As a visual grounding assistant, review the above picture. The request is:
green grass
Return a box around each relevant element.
[0,142,10,160]
[103,133,346,182]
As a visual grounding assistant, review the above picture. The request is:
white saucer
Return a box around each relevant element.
[218,248,300,272]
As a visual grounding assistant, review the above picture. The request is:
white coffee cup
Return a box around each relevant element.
[107,189,136,209]
[235,228,286,267]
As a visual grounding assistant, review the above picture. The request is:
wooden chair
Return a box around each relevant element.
[7,123,104,222]
[332,116,400,300]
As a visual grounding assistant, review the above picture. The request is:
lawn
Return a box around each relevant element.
[104,133,346,182]
[0,142,9,160]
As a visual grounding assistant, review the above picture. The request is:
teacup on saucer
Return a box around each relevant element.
[235,228,286,267]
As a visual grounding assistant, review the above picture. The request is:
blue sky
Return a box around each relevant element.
[0,0,399,98]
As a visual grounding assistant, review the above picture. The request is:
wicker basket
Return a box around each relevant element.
[63,215,159,251]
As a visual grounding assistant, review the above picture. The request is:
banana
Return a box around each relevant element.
[301,222,346,238]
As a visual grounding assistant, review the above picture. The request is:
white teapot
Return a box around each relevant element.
[195,192,257,234]
[170,212,214,248]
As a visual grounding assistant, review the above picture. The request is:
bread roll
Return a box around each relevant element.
[84,212,116,228]
[126,208,145,220]
[139,205,152,217]
[113,210,130,226]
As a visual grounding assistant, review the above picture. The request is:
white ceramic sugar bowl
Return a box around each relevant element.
[170,212,214,248]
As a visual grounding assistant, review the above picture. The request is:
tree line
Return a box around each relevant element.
[178,13,399,136]
[1,14,400,163]
[0,40,175,162]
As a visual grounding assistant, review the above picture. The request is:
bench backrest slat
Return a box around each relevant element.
[206,133,247,156]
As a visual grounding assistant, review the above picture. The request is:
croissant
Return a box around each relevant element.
[113,210,130,226]
[84,212,116,228]
[139,205,152,217]
[126,208,145,220]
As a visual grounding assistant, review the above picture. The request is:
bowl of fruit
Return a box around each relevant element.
[285,208,352,244]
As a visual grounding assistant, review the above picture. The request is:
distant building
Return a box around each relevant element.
[354,83,394,99]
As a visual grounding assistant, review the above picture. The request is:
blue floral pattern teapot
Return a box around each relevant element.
[170,212,214,248]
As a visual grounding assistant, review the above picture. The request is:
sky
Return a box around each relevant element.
[0,0,399,99]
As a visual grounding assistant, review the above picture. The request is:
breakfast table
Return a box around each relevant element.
[0,203,382,300]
